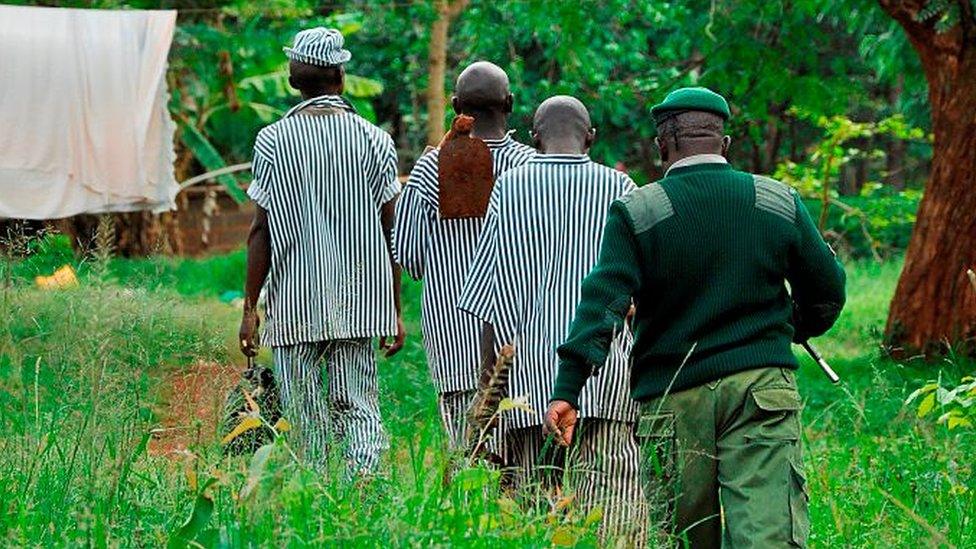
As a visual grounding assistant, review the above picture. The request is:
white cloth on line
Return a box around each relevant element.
[0,5,179,219]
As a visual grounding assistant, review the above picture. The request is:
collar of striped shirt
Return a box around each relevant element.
[527,153,590,164]
[665,153,727,176]
[480,130,518,149]
[284,94,357,118]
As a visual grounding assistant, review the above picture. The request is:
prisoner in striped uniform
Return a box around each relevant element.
[393,62,534,450]
[457,96,645,541]
[239,28,405,477]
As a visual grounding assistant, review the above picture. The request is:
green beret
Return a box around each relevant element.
[651,87,731,123]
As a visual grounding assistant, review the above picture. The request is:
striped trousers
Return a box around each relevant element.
[272,339,388,476]
[437,389,476,452]
[504,419,647,544]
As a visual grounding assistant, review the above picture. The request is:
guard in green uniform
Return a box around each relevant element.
[544,87,846,547]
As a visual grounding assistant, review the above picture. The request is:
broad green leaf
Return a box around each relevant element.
[947,416,972,430]
[327,12,364,36]
[243,102,286,123]
[905,383,938,404]
[917,392,936,418]
[344,75,384,98]
[167,477,218,549]
[179,122,247,204]
[239,70,296,98]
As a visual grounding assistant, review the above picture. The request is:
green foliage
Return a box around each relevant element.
[771,110,926,259]
[913,0,976,32]
[908,375,976,430]
[351,0,931,181]
[775,111,926,198]
[179,121,248,203]
[1,233,76,283]
[801,193,919,260]
[169,8,385,190]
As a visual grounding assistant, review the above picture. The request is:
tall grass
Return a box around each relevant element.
[0,251,591,546]
[1,245,973,546]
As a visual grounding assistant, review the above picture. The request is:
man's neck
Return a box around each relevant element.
[301,88,342,100]
[664,153,727,174]
[539,139,586,155]
[467,111,508,140]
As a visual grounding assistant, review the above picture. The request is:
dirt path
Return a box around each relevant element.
[149,361,243,457]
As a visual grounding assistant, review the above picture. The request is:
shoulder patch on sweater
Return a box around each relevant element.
[620,183,674,234]
[753,175,796,223]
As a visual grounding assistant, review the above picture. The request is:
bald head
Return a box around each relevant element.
[453,61,512,115]
[532,95,594,154]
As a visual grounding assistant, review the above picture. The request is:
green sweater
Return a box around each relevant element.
[552,161,846,408]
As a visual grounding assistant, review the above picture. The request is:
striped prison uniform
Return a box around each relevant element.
[248,95,401,475]
[393,132,534,449]
[272,340,387,474]
[457,154,645,541]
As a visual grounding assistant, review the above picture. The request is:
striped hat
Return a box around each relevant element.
[284,27,351,67]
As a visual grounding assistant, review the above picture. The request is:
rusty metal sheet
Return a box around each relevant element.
[438,115,494,219]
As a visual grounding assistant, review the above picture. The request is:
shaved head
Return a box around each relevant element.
[453,61,512,114]
[532,95,594,154]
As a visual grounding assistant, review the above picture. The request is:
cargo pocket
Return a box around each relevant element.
[789,460,810,547]
[747,386,803,442]
[635,409,677,538]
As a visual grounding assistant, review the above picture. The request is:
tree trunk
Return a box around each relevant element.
[885,75,907,190]
[425,0,469,146]
[880,0,976,357]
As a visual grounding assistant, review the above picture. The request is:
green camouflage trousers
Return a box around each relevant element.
[637,367,810,548]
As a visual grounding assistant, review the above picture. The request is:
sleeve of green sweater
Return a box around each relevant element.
[787,192,847,341]
[552,201,643,409]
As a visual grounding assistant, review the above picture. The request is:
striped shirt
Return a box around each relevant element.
[393,133,534,393]
[248,95,401,347]
[457,154,638,429]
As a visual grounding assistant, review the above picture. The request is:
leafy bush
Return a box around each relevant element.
[907,374,976,430]
[802,192,919,260]
[772,110,925,259]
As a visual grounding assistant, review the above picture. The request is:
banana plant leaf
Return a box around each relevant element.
[239,70,384,99]
[180,121,248,204]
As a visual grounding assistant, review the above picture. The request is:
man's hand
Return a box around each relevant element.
[239,308,260,357]
[379,316,406,357]
[544,400,578,447]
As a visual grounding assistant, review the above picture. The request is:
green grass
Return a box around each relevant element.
[1,247,973,547]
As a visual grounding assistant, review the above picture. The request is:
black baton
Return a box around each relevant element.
[800,340,840,384]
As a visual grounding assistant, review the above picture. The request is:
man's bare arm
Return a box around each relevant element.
[380,197,406,357]
[240,206,270,356]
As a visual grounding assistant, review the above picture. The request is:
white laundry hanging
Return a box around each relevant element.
[0,5,179,219]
